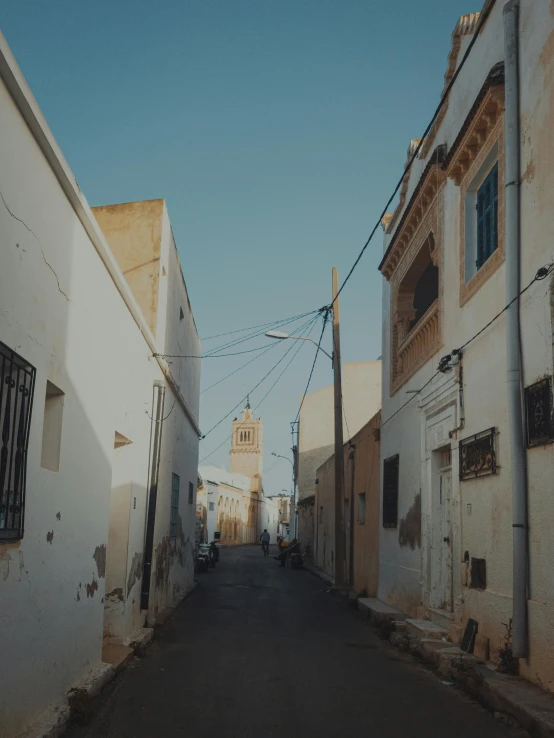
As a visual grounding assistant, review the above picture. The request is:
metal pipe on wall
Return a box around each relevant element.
[141,380,166,613]
[503,0,529,658]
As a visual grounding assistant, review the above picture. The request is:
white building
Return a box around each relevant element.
[379,1,554,691]
[197,404,283,546]
[0,31,200,738]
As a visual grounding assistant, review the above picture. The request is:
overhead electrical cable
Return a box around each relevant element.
[332,0,497,305]
[199,315,320,463]
[200,314,320,440]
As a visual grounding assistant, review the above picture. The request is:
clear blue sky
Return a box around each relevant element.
[1,0,472,497]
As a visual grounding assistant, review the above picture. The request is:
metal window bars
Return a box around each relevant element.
[459,427,496,480]
[525,377,553,447]
[0,341,36,540]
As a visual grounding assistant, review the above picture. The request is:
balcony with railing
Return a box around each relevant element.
[393,300,440,392]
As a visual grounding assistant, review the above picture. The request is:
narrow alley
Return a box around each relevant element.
[66,547,522,738]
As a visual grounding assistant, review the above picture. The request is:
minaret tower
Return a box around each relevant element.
[229,397,263,493]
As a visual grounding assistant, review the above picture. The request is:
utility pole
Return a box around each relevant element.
[332,267,346,588]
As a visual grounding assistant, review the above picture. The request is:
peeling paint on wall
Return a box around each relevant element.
[56,511,61,521]
[398,493,421,550]
[86,578,98,598]
[93,544,106,578]
[126,552,143,596]
[107,587,124,602]
[46,530,54,544]
[0,550,11,581]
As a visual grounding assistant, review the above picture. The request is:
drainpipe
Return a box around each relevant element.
[348,444,356,587]
[504,0,528,658]
[141,380,166,613]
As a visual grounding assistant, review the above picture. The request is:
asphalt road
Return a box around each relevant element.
[67,546,523,738]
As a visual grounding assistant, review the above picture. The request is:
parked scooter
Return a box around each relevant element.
[209,539,220,564]
[195,545,210,573]
[289,545,304,570]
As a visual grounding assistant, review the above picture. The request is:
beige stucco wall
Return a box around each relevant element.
[315,412,381,596]
[298,361,382,502]
[92,199,164,337]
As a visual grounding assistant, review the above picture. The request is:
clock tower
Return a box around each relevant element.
[229,397,263,493]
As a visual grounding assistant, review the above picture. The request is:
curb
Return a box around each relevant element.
[382,625,554,737]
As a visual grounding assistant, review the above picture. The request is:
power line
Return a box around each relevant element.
[200,314,320,440]
[155,344,276,359]
[380,262,553,429]
[200,341,281,395]
[202,310,321,356]
[293,309,330,424]
[199,310,318,341]
[332,0,497,305]
[199,316,320,463]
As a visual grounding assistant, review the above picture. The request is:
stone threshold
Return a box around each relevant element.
[358,597,554,738]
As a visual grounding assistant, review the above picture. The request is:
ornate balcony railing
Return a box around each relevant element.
[394,301,439,389]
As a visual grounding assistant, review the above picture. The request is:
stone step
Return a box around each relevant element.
[428,607,455,631]
[358,598,406,622]
[405,618,449,639]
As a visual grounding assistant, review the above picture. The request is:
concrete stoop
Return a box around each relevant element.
[385,621,554,738]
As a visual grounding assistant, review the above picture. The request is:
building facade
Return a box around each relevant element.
[0,32,200,737]
[378,0,554,690]
[314,412,381,594]
[198,404,282,546]
[296,361,382,556]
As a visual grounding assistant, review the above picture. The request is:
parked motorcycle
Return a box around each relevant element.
[209,539,220,564]
[195,545,210,572]
[289,542,304,570]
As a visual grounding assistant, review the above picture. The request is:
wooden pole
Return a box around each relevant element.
[332,267,346,588]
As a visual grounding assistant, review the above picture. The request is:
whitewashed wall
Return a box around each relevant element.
[0,31,200,737]
[379,0,554,690]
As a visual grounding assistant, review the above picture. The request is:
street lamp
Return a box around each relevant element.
[265,331,333,360]
[271,451,293,466]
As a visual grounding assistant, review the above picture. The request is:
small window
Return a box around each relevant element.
[383,454,399,529]
[170,474,180,538]
[459,428,496,480]
[319,506,323,524]
[209,502,215,511]
[357,493,366,524]
[41,381,64,472]
[0,341,36,541]
[476,163,498,269]
[470,557,487,589]
[525,377,553,447]
[188,481,194,504]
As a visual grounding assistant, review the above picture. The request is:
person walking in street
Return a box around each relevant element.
[260,529,270,557]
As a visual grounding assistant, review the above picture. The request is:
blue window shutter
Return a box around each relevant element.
[477,188,485,268]
[476,163,499,269]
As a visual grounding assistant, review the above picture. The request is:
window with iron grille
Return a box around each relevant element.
[382,454,399,529]
[170,473,180,538]
[476,162,498,269]
[459,428,496,480]
[525,378,553,447]
[0,341,36,541]
[188,481,194,504]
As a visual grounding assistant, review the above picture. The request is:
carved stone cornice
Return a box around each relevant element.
[421,12,482,158]
[385,139,421,235]
[380,147,446,281]
[446,86,504,186]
